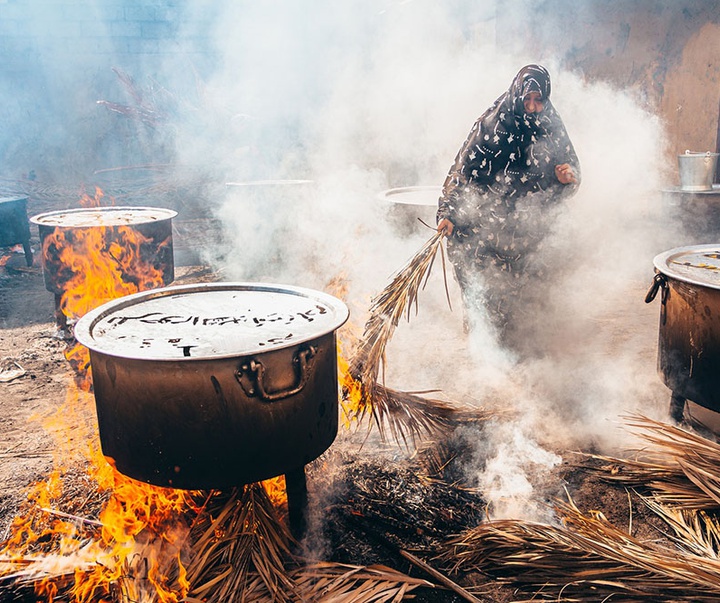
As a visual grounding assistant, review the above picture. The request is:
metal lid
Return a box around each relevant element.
[378,186,442,206]
[73,282,349,361]
[653,244,720,290]
[30,206,177,228]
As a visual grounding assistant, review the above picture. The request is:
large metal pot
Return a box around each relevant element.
[30,206,176,295]
[73,282,349,490]
[0,196,33,266]
[378,186,441,238]
[645,244,720,419]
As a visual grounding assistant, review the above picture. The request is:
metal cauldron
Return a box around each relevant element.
[73,282,349,491]
[645,244,720,420]
[30,206,176,296]
[0,197,33,266]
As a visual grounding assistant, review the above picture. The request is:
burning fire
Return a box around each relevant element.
[47,223,167,322]
[40,190,170,388]
[0,386,198,603]
[339,352,367,430]
[0,189,300,601]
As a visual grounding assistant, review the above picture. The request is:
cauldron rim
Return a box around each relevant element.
[73,281,350,362]
[29,205,178,228]
[653,243,720,291]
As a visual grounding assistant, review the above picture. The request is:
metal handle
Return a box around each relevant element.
[645,272,669,325]
[235,345,317,401]
[644,273,667,303]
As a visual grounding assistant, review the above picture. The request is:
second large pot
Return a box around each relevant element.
[30,206,176,295]
[73,282,349,490]
[646,244,720,414]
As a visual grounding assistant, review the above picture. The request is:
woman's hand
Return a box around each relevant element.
[437,218,454,237]
[555,163,577,184]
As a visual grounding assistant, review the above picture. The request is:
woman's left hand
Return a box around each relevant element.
[555,163,577,184]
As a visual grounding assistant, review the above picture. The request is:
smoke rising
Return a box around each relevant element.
[168,1,683,521]
[1,1,688,522]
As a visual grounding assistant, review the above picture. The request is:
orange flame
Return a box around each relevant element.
[45,225,167,322]
[261,475,288,513]
[78,187,107,208]
[1,386,199,603]
[40,197,168,389]
[338,349,367,430]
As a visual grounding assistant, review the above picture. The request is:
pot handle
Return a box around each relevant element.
[645,272,669,325]
[644,273,667,303]
[235,345,317,401]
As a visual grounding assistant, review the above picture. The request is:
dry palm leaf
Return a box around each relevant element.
[587,415,720,510]
[345,231,460,446]
[231,561,434,602]
[437,497,720,601]
[184,485,296,603]
[642,498,720,559]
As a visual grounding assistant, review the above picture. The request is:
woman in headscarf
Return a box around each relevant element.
[437,64,580,349]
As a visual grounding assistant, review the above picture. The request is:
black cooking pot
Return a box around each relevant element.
[645,245,720,417]
[73,282,349,490]
[30,206,176,295]
[0,197,33,266]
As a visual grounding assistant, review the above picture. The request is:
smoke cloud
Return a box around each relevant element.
[1,1,689,521]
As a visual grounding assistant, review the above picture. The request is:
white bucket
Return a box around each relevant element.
[678,150,719,191]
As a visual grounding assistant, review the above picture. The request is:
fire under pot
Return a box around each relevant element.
[645,244,720,422]
[73,282,349,534]
[30,206,177,326]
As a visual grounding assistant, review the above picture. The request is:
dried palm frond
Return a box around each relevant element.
[344,232,461,446]
[184,485,297,603]
[437,498,720,601]
[642,498,720,559]
[587,415,720,510]
[230,561,434,602]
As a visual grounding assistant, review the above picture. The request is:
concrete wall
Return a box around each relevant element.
[498,0,720,158]
[1,1,719,186]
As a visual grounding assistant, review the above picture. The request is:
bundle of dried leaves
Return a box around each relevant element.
[184,485,297,603]
[344,231,462,447]
[588,415,720,510]
[438,498,720,601]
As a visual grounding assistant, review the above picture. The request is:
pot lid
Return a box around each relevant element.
[73,282,349,361]
[653,244,720,290]
[30,206,177,228]
[378,186,442,207]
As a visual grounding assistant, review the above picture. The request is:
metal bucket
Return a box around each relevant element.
[678,150,719,191]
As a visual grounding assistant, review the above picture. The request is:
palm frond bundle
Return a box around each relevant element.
[232,561,434,602]
[437,498,720,601]
[184,485,296,603]
[345,232,462,446]
[642,498,720,559]
[588,415,720,510]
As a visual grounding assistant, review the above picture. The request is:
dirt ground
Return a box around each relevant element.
[0,230,686,602]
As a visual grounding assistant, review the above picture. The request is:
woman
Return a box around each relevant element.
[437,64,580,348]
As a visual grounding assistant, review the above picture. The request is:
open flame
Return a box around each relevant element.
[0,189,305,601]
[0,386,199,603]
[40,191,169,389]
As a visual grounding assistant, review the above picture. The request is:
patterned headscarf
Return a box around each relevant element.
[439,63,578,209]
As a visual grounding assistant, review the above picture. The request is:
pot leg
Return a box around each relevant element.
[285,467,308,541]
[669,392,685,423]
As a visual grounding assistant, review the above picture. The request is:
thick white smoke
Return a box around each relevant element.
[165,1,686,521]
